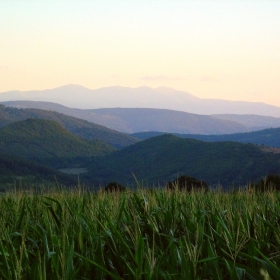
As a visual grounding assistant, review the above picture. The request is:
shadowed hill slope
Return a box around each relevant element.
[83,134,280,187]
[131,127,280,148]
[0,153,77,187]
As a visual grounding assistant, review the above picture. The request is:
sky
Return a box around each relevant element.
[1,0,280,106]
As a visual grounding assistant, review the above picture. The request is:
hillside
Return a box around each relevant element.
[0,153,77,187]
[0,104,138,148]
[212,114,280,131]
[83,134,280,187]
[1,85,280,117]
[0,119,116,164]
[0,102,257,134]
[80,108,250,134]
[132,127,280,148]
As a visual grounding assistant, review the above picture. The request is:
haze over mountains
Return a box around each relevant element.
[2,101,280,135]
[1,85,280,117]
[1,84,280,189]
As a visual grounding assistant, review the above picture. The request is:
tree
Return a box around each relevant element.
[253,174,280,192]
[166,175,208,192]
[104,181,126,192]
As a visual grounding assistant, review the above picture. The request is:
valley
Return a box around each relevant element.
[0,89,279,190]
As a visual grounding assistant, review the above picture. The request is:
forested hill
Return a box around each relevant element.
[0,153,77,187]
[83,134,280,187]
[0,118,116,160]
[0,105,138,148]
[131,127,280,148]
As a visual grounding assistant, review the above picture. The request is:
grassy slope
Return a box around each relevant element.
[132,127,280,148]
[84,134,280,187]
[0,118,116,160]
[0,105,138,148]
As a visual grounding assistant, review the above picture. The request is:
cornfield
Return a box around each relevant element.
[0,186,279,279]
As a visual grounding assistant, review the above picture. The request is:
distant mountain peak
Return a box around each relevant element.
[153,86,197,98]
[0,85,280,117]
[51,84,91,91]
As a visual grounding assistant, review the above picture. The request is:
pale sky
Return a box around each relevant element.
[1,0,280,106]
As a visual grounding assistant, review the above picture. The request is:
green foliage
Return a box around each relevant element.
[84,134,280,187]
[252,174,280,192]
[104,181,127,192]
[167,175,209,192]
[0,188,279,279]
[0,118,116,161]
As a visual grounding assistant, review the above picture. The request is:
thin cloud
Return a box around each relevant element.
[109,75,120,79]
[141,75,186,82]
[251,92,261,97]
[200,76,218,82]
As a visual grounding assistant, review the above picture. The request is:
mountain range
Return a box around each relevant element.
[132,127,280,148]
[0,85,280,189]
[1,85,280,117]
[2,101,280,134]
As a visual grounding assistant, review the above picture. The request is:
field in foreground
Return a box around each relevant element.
[0,187,279,279]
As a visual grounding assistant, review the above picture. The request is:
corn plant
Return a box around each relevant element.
[0,186,279,279]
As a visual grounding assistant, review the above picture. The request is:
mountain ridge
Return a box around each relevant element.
[3,101,278,135]
[131,127,280,148]
[1,85,280,117]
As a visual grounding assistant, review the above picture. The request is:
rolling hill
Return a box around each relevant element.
[131,127,280,148]
[82,134,280,187]
[74,108,250,134]
[212,114,280,131]
[0,118,116,165]
[0,101,265,135]
[1,85,280,117]
[0,104,138,148]
[3,101,280,134]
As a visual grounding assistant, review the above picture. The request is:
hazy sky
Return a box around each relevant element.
[1,0,280,106]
